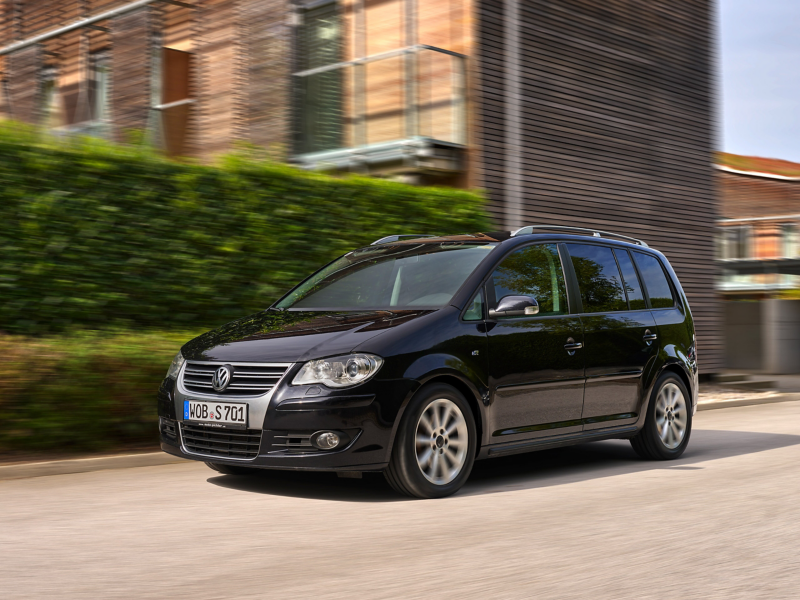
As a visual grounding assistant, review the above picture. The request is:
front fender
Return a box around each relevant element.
[403,352,487,399]
[379,353,488,456]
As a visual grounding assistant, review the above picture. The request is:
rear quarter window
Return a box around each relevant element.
[633,252,675,309]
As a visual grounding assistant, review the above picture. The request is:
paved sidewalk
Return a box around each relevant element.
[0,450,183,481]
[697,384,800,411]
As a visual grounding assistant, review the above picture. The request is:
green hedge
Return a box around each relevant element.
[0,124,489,335]
[0,331,200,452]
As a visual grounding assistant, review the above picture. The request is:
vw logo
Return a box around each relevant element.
[211,365,233,392]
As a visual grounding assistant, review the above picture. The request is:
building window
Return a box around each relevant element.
[782,224,799,258]
[90,52,111,124]
[59,51,110,136]
[40,66,61,129]
[294,1,343,154]
[720,226,751,260]
[157,47,193,156]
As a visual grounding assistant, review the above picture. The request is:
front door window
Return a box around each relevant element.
[489,243,568,316]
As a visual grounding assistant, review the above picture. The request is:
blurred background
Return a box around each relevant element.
[0,0,797,457]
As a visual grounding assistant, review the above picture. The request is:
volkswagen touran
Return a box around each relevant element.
[159,226,698,498]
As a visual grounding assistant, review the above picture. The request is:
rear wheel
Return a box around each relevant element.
[205,462,259,476]
[385,383,477,499]
[630,373,692,460]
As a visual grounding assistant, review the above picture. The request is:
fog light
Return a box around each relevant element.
[315,432,340,449]
[309,430,353,451]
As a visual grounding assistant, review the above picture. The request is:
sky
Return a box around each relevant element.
[720,0,800,162]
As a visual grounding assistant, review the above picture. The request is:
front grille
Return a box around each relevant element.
[181,423,262,459]
[181,362,290,397]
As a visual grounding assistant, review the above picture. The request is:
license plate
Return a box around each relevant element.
[183,400,248,429]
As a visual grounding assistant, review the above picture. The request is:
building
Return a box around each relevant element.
[716,154,800,372]
[0,0,720,371]
[717,154,800,296]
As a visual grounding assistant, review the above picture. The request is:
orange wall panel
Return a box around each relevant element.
[365,0,403,55]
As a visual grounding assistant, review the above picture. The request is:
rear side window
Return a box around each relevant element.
[633,252,675,308]
[614,249,646,310]
[490,243,567,316]
[566,243,627,313]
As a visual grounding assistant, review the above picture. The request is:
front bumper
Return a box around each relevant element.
[158,375,419,472]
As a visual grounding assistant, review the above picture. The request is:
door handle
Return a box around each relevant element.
[564,337,583,356]
[643,329,658,345]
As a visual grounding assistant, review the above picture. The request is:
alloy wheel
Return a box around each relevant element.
[414,398,469,485]
[654,382,688,449]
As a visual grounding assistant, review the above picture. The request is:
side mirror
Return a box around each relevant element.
[488,295,539,318]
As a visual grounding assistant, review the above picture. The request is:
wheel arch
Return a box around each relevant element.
[422,374,484,456]
[636,361,694,431]
[660,363,693,400]
[385,371,485,459]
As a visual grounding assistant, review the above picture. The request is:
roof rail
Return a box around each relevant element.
[370,234,436,245]
[510,225,649,247]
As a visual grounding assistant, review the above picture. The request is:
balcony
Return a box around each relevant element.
[291,44,466,176]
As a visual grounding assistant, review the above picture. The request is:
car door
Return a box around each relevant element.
[486,243,585,444]
[564,243,658,430]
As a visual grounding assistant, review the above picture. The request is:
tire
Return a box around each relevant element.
[630,372,692,460]
[205,461,259,476]
[385,383,477,499]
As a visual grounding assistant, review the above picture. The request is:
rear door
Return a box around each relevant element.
[564,243,658,429]
[485,243,585,443]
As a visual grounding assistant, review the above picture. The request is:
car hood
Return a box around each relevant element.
[180,309,433,363]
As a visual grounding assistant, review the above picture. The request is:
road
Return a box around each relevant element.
[2,401,800,599]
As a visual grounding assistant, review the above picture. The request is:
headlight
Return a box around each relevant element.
[292,353,383,388]
[166,352,185,379]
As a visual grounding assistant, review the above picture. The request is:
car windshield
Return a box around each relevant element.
[276,242,498,310]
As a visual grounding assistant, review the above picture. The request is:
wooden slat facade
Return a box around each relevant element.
[239,0,290,154]
[4,43,39,122]
[194,0,240,156]
[110,7,152,142]
[474,0,721,372]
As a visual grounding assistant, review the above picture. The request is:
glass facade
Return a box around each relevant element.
[295,2,343,154]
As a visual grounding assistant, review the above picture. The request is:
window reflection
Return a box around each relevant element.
[614,249,646,310]
[633,252,675,309]
[491,244,567,316]
[566,244,627,313]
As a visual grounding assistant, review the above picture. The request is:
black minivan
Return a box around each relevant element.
[159,226,698,498]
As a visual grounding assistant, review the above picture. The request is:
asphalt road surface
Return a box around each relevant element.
[3,401,800,599]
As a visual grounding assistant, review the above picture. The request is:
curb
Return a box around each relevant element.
[3,395,799,481]
[0,451,185,482]
[697,393,800,412]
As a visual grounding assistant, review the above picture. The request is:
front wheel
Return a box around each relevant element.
[630,373,692,460]
[385,383,477,499]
